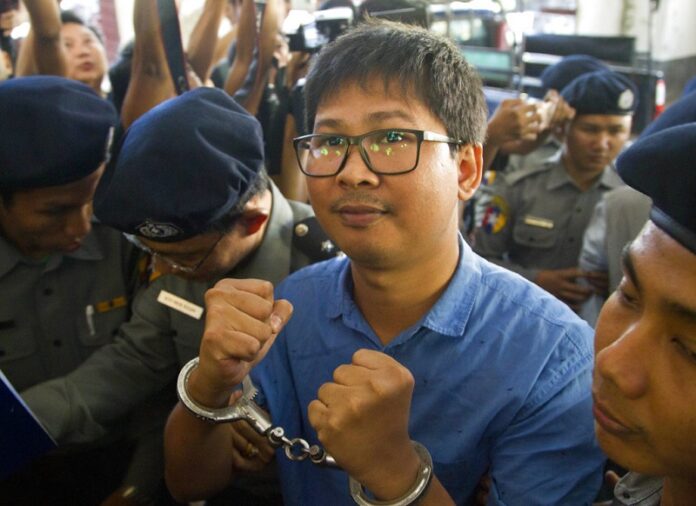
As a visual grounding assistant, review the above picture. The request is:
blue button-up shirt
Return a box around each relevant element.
[253,236,604,505]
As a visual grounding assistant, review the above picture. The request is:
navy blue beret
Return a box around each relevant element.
[0,76,117,189]
[540,54,609,93]
[617,122,696,254]
[641,90,696,138]
[561,70,638,116]
[94,87,264,242]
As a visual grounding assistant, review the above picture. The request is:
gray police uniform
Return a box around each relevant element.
[22,183,336,442]
[578,186,651,325]
[473,152,623,281]
[0,224,140,392]
[609,472,663,506]
[505,136,562,174]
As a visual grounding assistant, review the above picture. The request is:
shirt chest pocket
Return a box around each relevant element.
[513,221,559,249]
[0,315,37,363]
[76,298,129,347]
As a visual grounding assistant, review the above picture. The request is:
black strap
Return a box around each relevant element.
[156,0,190,95]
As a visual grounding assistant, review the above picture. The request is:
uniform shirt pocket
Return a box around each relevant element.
[0,315,37,362]
[513,220,558,249]
[76,300,129,347]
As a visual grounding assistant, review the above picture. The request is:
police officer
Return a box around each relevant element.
[0,76,129,391]
[501,54,610,174]
[592,123,696,506]
[463,55,605,238]
[578,88,696,325]
[0,76,145,503]
[474,70,637,311]
[22,86,338,504]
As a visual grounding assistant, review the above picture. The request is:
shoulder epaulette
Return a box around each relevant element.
[504,162,553,186]
[292,217,342,262]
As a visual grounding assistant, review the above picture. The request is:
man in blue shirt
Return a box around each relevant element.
[165,20,604,505]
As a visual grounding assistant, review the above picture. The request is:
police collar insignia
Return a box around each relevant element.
[136,220,182,239]
[618,89,634,111]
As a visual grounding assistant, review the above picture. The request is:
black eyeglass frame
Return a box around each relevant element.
[125,231,225,274]
[292,128,463,178]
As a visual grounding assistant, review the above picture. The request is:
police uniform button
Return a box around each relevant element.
[295,223,309,237]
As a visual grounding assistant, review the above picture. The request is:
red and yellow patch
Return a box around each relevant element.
[480,195,509,234]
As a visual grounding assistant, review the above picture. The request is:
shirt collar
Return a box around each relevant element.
[0,234,22,278]
[613,472,663,506]
[232,182,295,283]
[326,234,481,339]
[548,153,623,191]
[421,235,480,337]
[0,226,104,278]
[65,226,104,261]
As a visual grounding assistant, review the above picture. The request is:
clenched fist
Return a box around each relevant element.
[308,349,422,501]
[187,278,293,409]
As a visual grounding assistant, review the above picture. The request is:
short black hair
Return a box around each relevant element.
[60,10,105,45]
[206,168,271,234]
[303,19,488,147]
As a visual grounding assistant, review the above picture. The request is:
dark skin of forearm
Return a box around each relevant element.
[121,0,176,128]
[164,402,238,502]
[17,0,66,76]
[239,0,279,115]
[186,0,227,82]
[223,0,255,97]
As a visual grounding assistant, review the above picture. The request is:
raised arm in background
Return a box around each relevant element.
[16,0,66,77]
[186,0,227,82]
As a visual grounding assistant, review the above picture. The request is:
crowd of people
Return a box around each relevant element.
[1,0,695,505]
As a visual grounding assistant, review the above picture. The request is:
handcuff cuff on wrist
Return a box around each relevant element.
[177,357,434,506]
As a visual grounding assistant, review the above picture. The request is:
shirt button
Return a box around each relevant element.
[622,491,631,499]
[43,287,53,296]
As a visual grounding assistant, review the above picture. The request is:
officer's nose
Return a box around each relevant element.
[595,319,651,400]
[64,204,92,239]
[596,132,612,150]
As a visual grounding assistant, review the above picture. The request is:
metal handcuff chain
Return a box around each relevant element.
[176,357,337,466]
[177,357,433,506]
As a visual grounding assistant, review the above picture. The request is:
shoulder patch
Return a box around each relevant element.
[292,217,343,262]
[482,170,497,186]
[480,195,509,234]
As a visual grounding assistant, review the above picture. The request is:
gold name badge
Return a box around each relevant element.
[523,215,554,229]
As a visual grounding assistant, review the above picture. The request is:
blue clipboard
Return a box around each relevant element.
[0,370,56,479]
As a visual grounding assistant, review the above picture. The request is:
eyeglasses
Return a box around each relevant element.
[125,232,224,274]
[293,128,462,177]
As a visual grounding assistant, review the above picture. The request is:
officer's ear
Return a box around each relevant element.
[457,143,483,202]
[241,211,269,235]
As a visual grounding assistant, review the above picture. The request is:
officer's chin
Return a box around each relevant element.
[174,269,215,283]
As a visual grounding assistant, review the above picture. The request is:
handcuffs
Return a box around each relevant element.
[177,357,433,505]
